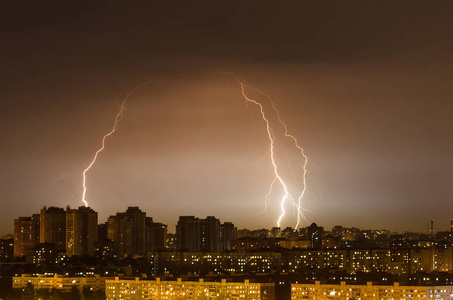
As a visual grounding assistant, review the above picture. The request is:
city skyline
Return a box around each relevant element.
[9,204,453,236]
[2,1,453,235]
[5,202,453,299]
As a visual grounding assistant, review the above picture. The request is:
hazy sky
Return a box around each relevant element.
[2,1,453,234]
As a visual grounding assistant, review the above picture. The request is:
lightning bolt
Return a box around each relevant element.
[265,177,277,212]
[248,86,309,229]
[226,72,308,229]
[81,83,151,207]
[79,75,307,229]
[51,168,80,185]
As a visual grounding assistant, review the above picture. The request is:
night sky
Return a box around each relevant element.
[2,1,453,235]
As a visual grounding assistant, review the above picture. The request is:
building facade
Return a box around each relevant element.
[221,222,237,251]
[14,214,40,259]
[107,206,146,256]
[106,277,275,300]
[0,237,14,261]
[291,281,453,300]
[145,217,167,252]
[40,206,66,251]
[65,206,98,256]
[307,223,323,250]
[13,274,110,293]
[176,216,235,252]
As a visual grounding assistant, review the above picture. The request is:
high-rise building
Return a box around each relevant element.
[95,222,115,260]
[307,222,323,249]
[205,216,221,252]
[65,206,98,256]
[0,237,14,262]
[176,216,203,252]
[40,206,66,251]
[98,222,108,246]
[145,217,167,252]
[124,206,146,254]
[107,206,146,256]
[107,215,130,256]
[221,222,237,251]
[176,216,232,252]
[271,227,281,238]
[14,214,40,259]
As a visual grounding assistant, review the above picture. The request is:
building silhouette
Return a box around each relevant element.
[205,216,221,252]
[271,227,281,238]
[221,222,237,251]
[145,217,167,252]
[176,216,203,252]
[40,206,66,251]
[307,222,323,249]
[65,206,98,256]
[13,214,40,259]
[33,243,59,265]
[107,206,146,256]
[176,216,234,252]
[0,237,13,262]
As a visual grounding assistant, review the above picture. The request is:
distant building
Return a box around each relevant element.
[96,222,115,259]
[271,227,281,238]
[176,216,233,252]
[166,233,176,251]
[281,227,299,239]
[33,243,60,265]
[40,206,66,251]
[153,251,283,275]
[107,206,146,256]
[332,225,360,242]
[221,222,237,251]
[176,216,204,252]
[97,222,108,247]
[205,216,221,252]
[14,214,40,259]
[298,227,308,239]
[279,239,310,249]
[13,274,110,294]
[307,222,323,249]
[252,228,271,238]
[291,281,453,300]
[65,206,98,256]
[105,277,275,300]
[237,228,251,238]
[0,237,14,261]
[145,217,167,252]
